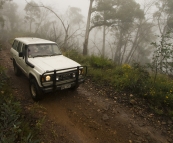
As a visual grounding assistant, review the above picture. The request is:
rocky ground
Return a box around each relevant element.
[0,45,173,143]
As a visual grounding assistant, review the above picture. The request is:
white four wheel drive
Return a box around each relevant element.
[10,37,87,101]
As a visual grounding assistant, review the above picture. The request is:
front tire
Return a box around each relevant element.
[70,85,79,91]
[29,79,43,102]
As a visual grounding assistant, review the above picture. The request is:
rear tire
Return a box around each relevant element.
[29,79,43,102]
[13,61,21,76]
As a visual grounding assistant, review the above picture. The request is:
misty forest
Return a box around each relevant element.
[0,0,173,143]
[1,0,173,142]
[0,0,172,66]
[0,0,173,65]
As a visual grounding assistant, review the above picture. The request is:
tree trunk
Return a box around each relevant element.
[120,34,130,64]
[30,20,32,33]
[124,26,140,64]
[83,0,94,55]
[114,31,123,65]
[63,26,69,50]
[102,25,106,58]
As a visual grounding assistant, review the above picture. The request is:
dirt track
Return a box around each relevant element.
[0,46,172,143]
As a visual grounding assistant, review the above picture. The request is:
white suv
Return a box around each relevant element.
[10,37,87,101]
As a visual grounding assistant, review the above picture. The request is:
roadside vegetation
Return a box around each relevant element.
[0,66,40,143]
[65,49,173,118]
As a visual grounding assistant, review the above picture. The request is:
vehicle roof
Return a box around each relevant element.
[14,37,56,45]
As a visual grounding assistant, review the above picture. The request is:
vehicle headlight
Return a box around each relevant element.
[45,75,51,81]
[42,75,52,82]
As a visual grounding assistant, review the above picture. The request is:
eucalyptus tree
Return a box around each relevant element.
[123,21,154,64]
[24,0,84,50]
[166,0,173,29]
[83,0,94,55]
[108,0,144,65]
[0,1,5,28]
[2,1,18,31]
[0,0,12,28]
[91,0,117,57]
[83,0,120,56]
[154,0,173,34]
[64,6,84,50]
[153,0,173,71]
[24,1,40,33]
[67,7,84,24]
[151,30,173,82]
[83,0,146,61]
[34,8,50,34]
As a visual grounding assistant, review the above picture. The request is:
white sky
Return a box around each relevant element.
[14,0,90,16]
[14,0,145,17]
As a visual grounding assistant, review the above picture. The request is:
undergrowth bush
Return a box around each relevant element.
[112,63,150,94]
[89,55,114,69]
[146,75,173,109]
[64,50,114,69]
[0,66,39,143]
[66,49,173,116]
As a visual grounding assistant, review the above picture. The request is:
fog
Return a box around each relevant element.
[14,0,148,17]
[14,0,90,16]
[0,0,172,68]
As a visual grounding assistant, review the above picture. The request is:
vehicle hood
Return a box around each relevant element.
[28,55,81,73]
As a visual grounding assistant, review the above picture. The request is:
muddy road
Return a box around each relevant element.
[0,46,172,143]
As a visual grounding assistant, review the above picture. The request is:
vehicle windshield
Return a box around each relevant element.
[28,44,62,58]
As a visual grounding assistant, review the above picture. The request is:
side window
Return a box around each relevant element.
[12,40,18,50]
[22,44,25,56]
[17,42,23,52]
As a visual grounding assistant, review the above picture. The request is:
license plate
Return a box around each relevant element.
[61,84,71,90]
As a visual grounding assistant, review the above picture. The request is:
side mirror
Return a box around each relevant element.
[19,52,23,57]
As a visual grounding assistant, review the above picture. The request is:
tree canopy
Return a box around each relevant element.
[91,0,144,31]
[24,1,40,32]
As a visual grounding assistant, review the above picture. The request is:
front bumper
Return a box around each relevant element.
[40,66,87,93]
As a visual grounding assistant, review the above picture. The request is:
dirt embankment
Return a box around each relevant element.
[0,46,172,143]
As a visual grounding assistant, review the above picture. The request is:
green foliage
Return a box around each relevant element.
[66,49,173,117]
[64,50,114,69]
[0,66,39,143]
[86,63,150,95]
[150,30,173,83]
[112,63,150,94]
[146,75,173,109]
[24,1,40,32]
[89,55,114,69]
[91,0,144,31]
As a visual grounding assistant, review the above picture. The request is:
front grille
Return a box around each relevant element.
[40,66,87,89]
[57,71,76,80]
[42,79,75,87]
[58,73,73,80]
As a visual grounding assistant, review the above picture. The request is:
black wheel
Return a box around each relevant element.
[13,61,21,76]
[29,79,43,102]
